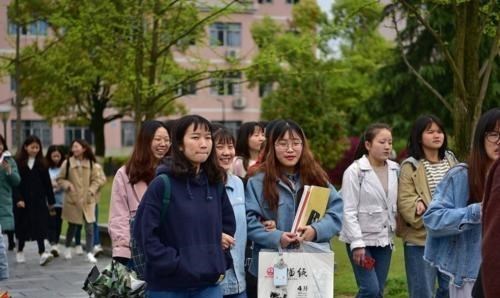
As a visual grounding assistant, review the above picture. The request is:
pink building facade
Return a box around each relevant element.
[0,0,295,155]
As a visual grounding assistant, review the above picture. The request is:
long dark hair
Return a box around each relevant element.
[69,139,97,162]
[169,115,224,184]
[126,120,168,185]
[0,134,7,153]
[354,123,392,160]
[16,135,46,169]
[468,108,500,203]
[235,121,265,170]
[45,145,65,168]
[407,115,448,160]
[260,120,329,211]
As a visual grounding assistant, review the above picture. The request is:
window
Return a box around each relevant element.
[209,23,241,47]
[176,82,197,96]
[211,71,242,96]
[121,122,136,147]
[7,20,48,36]
[10,76,16,91]
[286,0,299,3]
[258,0,272,3]
[259,82,273,97]
[11,120,52,148]
[223,121,241,137]
[65,126,93,145]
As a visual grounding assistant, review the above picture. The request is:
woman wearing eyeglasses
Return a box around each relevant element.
[339,123,400,298]
[245,120,343,296]
[423,108,500,298]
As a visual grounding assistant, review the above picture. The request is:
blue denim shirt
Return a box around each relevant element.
[245,172,343,276]
[423,164,482,287]
[221,174,247,295]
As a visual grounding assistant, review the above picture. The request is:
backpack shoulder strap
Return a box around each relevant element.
[159,174,171,219]
[65,158,70,179]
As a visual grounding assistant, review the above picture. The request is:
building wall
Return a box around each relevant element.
[0,0,294,154]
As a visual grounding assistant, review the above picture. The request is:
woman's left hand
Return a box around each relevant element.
[297,225,316,242]
[262,219,276,231]
[221,233,235,250]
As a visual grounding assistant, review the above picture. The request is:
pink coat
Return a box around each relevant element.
[108,166,147,259]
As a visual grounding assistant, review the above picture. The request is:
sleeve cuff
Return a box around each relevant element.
[350,239,365,251]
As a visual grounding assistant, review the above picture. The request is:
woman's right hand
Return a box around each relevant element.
[17,201,25,208]
[352,247,366,266]
[280,232,298,248]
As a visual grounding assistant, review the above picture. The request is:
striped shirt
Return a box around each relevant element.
[422,159,451,195]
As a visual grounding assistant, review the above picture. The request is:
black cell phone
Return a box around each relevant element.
[306,210,321,225]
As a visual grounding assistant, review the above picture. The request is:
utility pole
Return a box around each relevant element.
[13,0,23,148]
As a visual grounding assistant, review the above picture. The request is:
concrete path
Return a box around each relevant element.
[0,240,110,298]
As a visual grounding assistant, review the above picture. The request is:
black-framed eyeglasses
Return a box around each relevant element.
[485,131,500,143]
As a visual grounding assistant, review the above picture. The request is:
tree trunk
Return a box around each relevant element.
[452,0,482,160]
[133,0,145,135]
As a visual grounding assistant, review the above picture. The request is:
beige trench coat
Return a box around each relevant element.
[57,157,106,224]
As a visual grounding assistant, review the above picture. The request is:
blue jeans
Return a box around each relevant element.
[147,285,222,298]
[224,291,247,298]
[0,225,9,280]
[346,244,392,298]
[404,244,449,298]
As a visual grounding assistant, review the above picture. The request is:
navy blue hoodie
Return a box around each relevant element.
[133,165,236,290]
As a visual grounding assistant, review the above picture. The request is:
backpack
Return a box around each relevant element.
[130,173,171,280]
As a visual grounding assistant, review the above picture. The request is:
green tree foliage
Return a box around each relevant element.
[248,0,392,168]
[15,0,130,156]
[6,0,242,155]
[118,0,242,128]
[376,0,499,158]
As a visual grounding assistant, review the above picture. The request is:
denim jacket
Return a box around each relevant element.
[221,174,247,295]
[245,172,343,276]
[423,164,482,287]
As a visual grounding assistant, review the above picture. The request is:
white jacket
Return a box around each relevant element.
[339,155,399,250]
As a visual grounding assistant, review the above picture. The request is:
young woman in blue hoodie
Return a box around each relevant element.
[134,115,236,298]
[245,120,343,295]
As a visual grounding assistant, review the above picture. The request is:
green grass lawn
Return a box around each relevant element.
[95,180,408,297]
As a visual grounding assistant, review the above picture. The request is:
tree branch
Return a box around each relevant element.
[391,10,452,112]
[478,21,500,102]
[103,113,124,123]
[399,0,468,99]
[156,0,240,58]
[479,21,500,79]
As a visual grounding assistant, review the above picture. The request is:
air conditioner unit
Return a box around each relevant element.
[225,49,240,59]
[232,97,246,109]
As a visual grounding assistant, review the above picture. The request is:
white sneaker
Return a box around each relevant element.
[16,252,25,263]
[75,245,84,255]
[50,244,60,257]
[64,247,72,260]
[93,245,103,257]
[39,252,53,266]
[87,252,97,264]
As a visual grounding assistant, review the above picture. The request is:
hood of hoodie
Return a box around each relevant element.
[156,158,213,201]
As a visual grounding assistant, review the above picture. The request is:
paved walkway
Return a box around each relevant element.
[0,240,110,298]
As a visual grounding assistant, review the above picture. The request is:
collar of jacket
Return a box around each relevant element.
[358,155,399,171]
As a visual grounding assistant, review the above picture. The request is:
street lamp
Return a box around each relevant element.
[216,98,226,125]
[0,103,12,140]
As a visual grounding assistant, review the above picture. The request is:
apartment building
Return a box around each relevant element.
[0,0,295,154]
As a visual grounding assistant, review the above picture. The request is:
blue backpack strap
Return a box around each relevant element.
[159,173,171,219]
